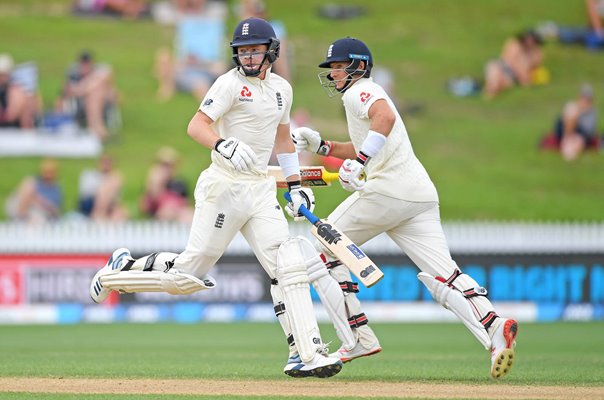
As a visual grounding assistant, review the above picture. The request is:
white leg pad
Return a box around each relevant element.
[101,270,216,295]
[270,283,296,357]
[277,238,323,363]
[301,237,356,351]
[418,272,491,349]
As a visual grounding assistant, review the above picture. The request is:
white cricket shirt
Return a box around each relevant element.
[199,67,292,174]
[342,77,438,202]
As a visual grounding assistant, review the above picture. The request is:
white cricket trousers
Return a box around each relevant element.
[328,190,456,282]
[173,165,289,279]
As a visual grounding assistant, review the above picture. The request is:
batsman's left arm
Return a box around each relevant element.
[274,122,301,183]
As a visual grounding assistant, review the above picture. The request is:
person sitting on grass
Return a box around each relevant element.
[554,84,599,161]
[483,30,545,99]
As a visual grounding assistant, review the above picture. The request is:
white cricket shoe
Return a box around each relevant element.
[489,318,518,379]
[329,340,382,363]
[283,352,343,378]
[89,248,131,303]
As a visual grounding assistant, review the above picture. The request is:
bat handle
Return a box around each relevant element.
[283,191,320,225]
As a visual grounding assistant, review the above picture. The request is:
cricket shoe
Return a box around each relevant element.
[89,248,131,303]
[283,353,343,378]
[489,318,518,379]
[329,340,382,363]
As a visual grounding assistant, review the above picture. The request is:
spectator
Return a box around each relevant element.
[483,30,545,99]
[239,0,291,82]
[56,51,118,141]
[546,0,604,49]
[5,158,63,224]
[78,154,129,221]
[72,0,151,19]
[0,54,40,129]
[555,84,599,161]
[587,0,604,40]
[154,0,227,101]
[140,147,193,223]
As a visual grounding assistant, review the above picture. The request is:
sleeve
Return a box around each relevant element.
[344,84,387,119]
[198,74,233,121]
[279,81,293,125]
[355,84,388,119]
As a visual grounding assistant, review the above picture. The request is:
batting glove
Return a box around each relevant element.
[291,127,333,156]
[339,158,366,192]
[285,181,315,221]
[215,137,257,172]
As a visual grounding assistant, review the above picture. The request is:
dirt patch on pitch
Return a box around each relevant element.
[1,378,603,399]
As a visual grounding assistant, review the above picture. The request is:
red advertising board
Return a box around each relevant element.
[0,254,113,305]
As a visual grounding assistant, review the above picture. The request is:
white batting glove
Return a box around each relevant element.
[339,159,366,192]
[286,183,315,221]
[214,137,257,172]
[291,127,333,156]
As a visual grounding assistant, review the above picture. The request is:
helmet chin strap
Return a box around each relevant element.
[337,74,356,93]
[239,55,270,77]
[335,59,367,93]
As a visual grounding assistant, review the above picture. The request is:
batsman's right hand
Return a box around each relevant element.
[291,127,333,156]
[286,184,315,221]
[339,159,366,192]
[215,137,257,172]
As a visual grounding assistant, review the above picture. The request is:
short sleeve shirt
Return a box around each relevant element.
[199,68,292,173]
[342,77,438,202]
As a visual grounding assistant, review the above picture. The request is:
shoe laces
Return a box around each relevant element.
[318,341,332,356]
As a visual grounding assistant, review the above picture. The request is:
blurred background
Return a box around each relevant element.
[0,0,602,325]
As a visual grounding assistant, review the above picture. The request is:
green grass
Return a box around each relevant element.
[0,0,603,220]
[0,322,603,385]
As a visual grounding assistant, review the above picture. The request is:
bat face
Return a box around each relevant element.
[282,191,384,288]
[312,219,384,287]
[315,222,343,244]
[344,243,377,278]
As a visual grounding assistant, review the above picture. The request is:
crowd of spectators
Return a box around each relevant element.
[1,1,601,225]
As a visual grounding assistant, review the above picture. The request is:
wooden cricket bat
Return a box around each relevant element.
[268,166,339,188]
[284,192,384,288]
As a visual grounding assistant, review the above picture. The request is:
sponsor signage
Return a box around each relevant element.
[0,254,601,305]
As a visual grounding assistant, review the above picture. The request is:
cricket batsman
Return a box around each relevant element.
[292,37,518,379]
[89,17,343,378]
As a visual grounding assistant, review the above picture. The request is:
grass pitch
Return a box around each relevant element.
[0,322,602,399]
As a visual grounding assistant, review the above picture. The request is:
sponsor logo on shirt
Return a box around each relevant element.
[239,86,253,102]
[360,92,372,103]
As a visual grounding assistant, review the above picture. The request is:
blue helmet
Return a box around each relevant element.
[319,37,373,76]
[230,17,280,76]
[318,37,373,95]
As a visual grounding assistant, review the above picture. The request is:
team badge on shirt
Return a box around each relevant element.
[215,213,225,228]
[239,86,253,102]
[276,92,283,110]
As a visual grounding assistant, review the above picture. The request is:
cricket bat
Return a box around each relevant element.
[284,192,384,288]
[268,166,339,188]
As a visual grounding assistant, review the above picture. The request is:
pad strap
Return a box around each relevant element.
[463,287,488,298]
[274,302,286,317]
[339,281,359,293]
[480,311,498,331]
[121,259,135,271]
[144,253,158,271]
[348,313,368,329]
